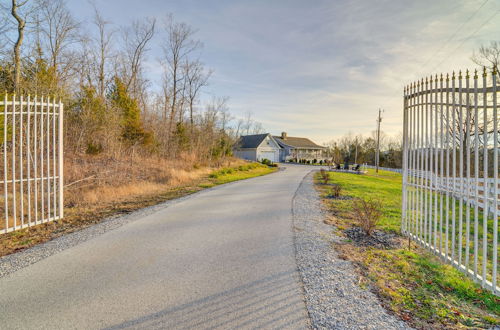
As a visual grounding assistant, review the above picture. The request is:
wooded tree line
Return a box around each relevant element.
[0,0,263,162]
[326,132,403,168]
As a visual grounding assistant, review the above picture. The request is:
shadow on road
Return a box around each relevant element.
[104,270,308,329]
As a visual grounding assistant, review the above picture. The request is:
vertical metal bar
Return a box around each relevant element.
[3,93,8,232]
[423,78,430,244]
[19,95,24,227]
[451,72,457,261]
[11,93,16,230]
[429,76,434,249]
[445,74,450,260]
[481,67,488,287]
[27,95,31,227]
[439,74,445,256]
[433,75,439,251]
[411,83,416,236]
[58,99,64,219]
[34,95,38,225]
[46,97,51,220]
[491,66,498,294]
[402,88,409,234]
[416,81,421,240]
[473,70,479,279]
[40,96,45,223]
[465,71,471,271]
[458,71,464,267]
[419,79,424,242]
[52,99,56,219]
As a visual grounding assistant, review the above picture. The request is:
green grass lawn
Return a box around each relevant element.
[199,162,277,188]
[316,169,500,329]
[320,169,402,233]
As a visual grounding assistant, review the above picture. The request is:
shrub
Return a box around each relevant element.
[313,158,317,164]
[319,169,330,184]
[329,184,342,198]
[352,197,383,236]
[319,160,323,165]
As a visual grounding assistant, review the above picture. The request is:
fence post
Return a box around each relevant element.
[402,88,409,234]
[58,99,64,219]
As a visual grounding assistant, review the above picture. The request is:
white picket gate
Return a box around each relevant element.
[402,67,499,295]
[0,95,64,234]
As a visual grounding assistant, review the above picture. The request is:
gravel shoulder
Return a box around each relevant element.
[293,171,412,329]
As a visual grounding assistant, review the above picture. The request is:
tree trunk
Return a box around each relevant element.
[11,0,26,93]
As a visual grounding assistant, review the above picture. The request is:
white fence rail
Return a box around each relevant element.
[402,68,499,295]
[0,95,64,234]
[363,164,403,173]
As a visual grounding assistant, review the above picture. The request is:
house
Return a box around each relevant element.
[273,132,326,162]
[233,132,326,162]
[233,133,281,162]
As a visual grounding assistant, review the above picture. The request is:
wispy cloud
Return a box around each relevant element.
[68,0,500,143]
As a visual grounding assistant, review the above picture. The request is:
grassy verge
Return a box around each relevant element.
[316,169,500,329]
[0,161,276,258]
[199,162,277,187]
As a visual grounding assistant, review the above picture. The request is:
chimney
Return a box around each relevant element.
[281,132,287,140]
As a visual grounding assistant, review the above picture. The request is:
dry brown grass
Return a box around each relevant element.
[64,152,236,208]
[0,153,251,257]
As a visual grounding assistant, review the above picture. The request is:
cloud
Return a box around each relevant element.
[67,0,500,143]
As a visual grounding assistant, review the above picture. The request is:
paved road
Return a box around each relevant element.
[0,164,316,329]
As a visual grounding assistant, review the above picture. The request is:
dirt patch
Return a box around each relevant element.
[344,227,401,249]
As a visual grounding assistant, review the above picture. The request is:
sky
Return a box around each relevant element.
[66,0,500,145]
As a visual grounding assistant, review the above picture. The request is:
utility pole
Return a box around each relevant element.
[354,137,358,164]
[375,109,383,173]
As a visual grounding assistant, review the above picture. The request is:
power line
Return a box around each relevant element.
[417,0,489,73]
[378,4,499,108]
[428,7,500,73]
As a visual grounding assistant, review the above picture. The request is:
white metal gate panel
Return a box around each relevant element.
[1,95,64,234]
[402,67,499,295]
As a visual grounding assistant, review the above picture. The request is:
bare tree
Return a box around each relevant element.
[92,6,114,97]
[37,0,79,75]
[120,18,155,95]
[242,111,253,135]
[472,41,500,70]
[161,14,200,134]
[183,59,211,128]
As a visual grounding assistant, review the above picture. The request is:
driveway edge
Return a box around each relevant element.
[292,171,411,329]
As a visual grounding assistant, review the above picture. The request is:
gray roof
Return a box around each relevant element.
[236,134,270,148]
[273,136,325,149]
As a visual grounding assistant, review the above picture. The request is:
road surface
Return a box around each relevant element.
[0,164,316,329]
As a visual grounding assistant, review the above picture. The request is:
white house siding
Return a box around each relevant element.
[233,149,256,161]
[257,149,279,162]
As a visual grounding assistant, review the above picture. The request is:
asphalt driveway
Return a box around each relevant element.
[0,164,316,329]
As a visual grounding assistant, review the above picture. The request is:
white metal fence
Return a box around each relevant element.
[0,95,64,234]
[401,67,499,295]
